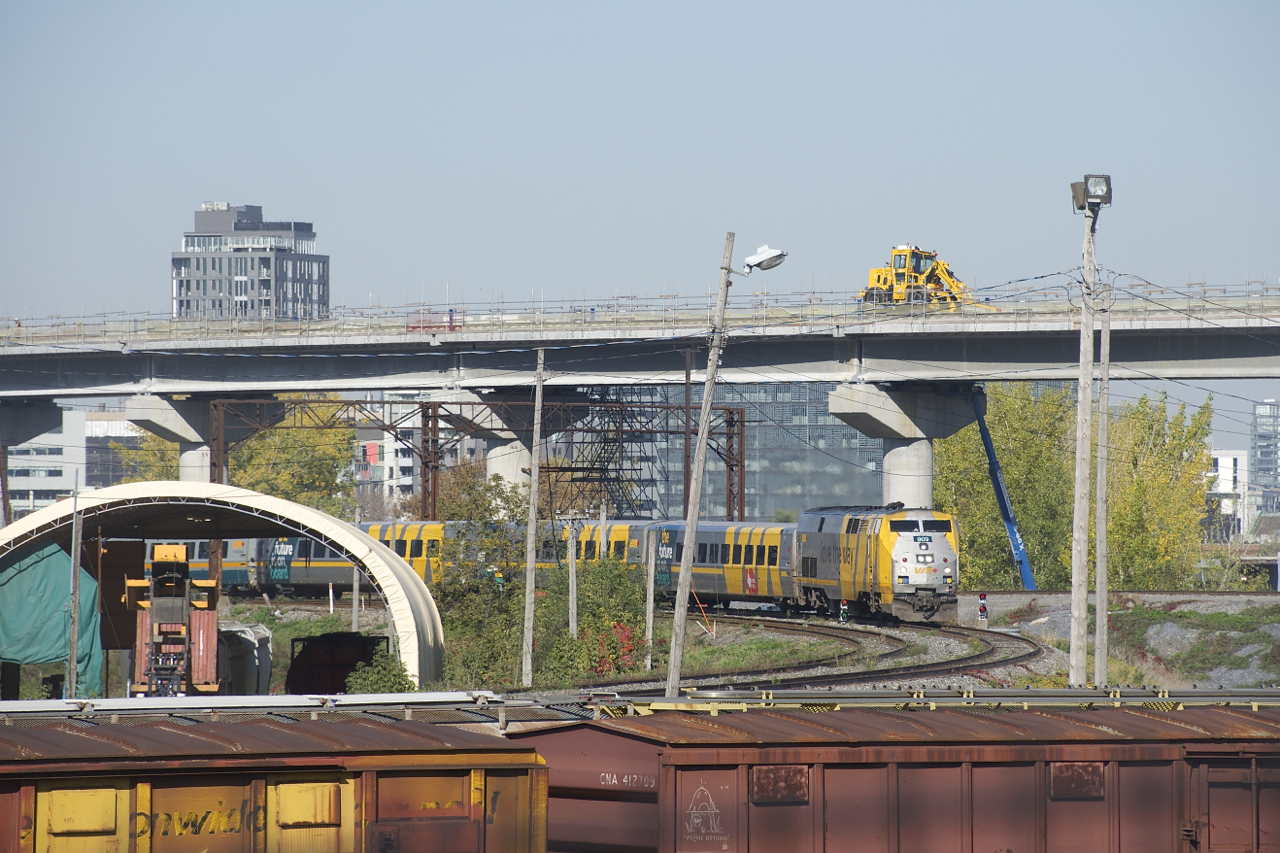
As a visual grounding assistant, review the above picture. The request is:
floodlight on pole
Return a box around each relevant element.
[665,233,786,699]
[1068,173,1112,688]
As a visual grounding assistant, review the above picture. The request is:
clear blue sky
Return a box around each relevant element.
[3,2,1277,442]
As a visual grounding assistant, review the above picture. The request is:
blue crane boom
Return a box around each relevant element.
[970,394,1037,591]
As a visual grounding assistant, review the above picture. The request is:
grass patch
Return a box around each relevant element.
[899,641,929,660]
[677,632,853,674]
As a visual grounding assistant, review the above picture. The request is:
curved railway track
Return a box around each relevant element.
[576,614,1043,695]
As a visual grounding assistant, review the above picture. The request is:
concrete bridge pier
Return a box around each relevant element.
[431,389,586,497]
[0,401,65,526]
[829,384,981,509]
[125,396,219,482]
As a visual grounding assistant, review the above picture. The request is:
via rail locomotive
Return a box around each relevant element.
[144,505,959,623]
[563,504,958,623]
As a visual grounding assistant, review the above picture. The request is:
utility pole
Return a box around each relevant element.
[1094,270,1112,687]
[644,527,656,670]
[352,564,360,633]
[567,519,578,637]
[66,472,82,699]
[1068,174,1112,688]
[520,348,545,688]
[667,232,736,698]
[599,501,607,559]
[683,349,693,516]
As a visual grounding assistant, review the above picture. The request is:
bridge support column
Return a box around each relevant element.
[487,438,533,485]
[0,402,65,525]
[829,383,979,508]
[124,396,221,483]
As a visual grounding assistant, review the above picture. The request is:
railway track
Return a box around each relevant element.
[576,613,1042,695]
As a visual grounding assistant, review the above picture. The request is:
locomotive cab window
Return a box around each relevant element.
[923,519,953,533]
[889,520,920,532]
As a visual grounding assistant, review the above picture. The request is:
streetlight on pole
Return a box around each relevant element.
[1068,174,1112,688]
[665,235,787,699]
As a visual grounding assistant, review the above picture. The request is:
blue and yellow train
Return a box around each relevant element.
[144,505,959,623]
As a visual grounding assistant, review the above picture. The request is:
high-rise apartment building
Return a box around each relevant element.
[171,203,329,319]
[1252,400,1280,516]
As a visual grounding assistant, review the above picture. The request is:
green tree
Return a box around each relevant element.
[934,384,1214,592]
[1104,392,1213,588]
[933,383,1075,590]
[345,647,418,693]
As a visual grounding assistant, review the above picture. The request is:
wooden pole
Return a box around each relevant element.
[1094,275,1111,687]
[568,520,578,638]
[1069,205,1097,687]
[520,349,545,688]
[667,232,735,698]
[66,472,82,699]
[645,527,656,671]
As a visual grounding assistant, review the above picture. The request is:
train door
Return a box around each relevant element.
[872,518,889,602]
[737,527,758,596]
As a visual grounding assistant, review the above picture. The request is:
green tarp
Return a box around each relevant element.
[0,540,103,698]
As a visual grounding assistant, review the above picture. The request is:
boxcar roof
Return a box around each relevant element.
[0,715,525,765]
[514,706,1280,747]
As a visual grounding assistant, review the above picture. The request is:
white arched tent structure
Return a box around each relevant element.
[0,481,444,685]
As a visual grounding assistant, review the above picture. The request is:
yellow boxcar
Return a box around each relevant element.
[0,714,546,853]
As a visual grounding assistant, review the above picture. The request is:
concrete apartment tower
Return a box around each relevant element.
[171,202,329,319]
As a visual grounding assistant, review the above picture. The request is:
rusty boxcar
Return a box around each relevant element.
[0,712,545,852]
[511,703,1280,852]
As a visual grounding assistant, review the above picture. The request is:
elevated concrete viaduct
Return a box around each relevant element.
[5,296,1279,511]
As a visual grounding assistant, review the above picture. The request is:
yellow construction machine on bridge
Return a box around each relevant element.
[862,245,984,309]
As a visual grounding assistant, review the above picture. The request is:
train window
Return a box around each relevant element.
[394,539,407,557]
[295,540,311,559]
[698,543,708,564]
[889,520,920,532]
[923,519,953,533]
[410,540,423,559]
[613,540,626,558]
[756,545,766,565]
[197,542,209,560]
[733,544,743,564]
[675,543,684,562]
[845,518,855,534]
[744,544,754,565]
[768,545,779,566]
[222,541,229,558]
[382,540,393,551]
[817,517,825,532]
[708,543,720,564]
[584,540,597,560]
[427,540,441,556]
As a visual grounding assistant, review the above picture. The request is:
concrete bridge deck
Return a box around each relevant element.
[2,290,1280,398]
